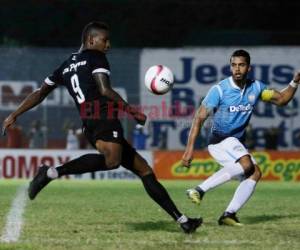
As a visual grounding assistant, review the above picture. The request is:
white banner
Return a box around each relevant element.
[0,149,153,179]
[140,47,300,150]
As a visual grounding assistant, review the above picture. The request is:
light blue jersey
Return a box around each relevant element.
[202,76,267,144]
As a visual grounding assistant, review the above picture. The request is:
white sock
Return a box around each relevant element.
[177,214,188,224]
[199,163,244,192]
[47,167,58,179]
[225,179,257,214]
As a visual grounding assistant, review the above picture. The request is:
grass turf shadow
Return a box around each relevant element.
[243,213,300,224]
[126,220,180,233]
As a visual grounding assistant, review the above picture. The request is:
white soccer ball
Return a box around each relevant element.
[144,65,174,95]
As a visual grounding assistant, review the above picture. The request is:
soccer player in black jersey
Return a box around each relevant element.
[2,21,202,233]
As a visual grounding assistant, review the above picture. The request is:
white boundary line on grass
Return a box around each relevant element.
[0,184,28,243]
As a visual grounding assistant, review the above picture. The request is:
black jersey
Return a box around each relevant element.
[45,49,114,120]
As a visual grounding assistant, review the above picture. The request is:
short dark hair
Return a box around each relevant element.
[230,49,251,65]
[81,21,109,44]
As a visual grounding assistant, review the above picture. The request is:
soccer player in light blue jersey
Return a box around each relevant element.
[182,49,300,226]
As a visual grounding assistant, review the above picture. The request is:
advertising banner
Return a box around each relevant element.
[0,149,153,180]
[154,151,300,181]
[140,47,300,150]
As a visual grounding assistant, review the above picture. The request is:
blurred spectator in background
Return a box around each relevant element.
[244,124,255,150]
[28,120,47,148]
[264,127,279,150]
[6,122,24,148]
[76,128,90,149]
[63,121,89,150]
[158,127,168,150]
[295,130,300,147]
[63,121,87,150]
[66,125,79,150]
[132,124,149,150]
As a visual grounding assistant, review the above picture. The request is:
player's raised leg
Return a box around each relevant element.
[186,137,247,205]
[28,153,116,200]
[28,136,123,200]
[186,162,246,204]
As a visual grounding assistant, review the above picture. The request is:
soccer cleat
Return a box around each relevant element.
[28,165,53,200]
[180,217,203,234]
[186,187,204,205]
[218,212,243,226]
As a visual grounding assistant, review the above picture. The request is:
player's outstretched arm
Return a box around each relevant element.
[2,83,55,134]
[181,105,209,168]
[94,72,147,125]
[262,70,300,106]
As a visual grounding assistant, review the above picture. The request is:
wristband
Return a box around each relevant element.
[289,80,298,88]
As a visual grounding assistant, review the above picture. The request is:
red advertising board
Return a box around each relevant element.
[0,149,152,179]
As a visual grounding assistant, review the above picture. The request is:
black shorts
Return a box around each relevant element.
[83,119,124,145]
[83,119,137,171]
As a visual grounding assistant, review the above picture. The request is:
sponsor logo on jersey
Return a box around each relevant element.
[248,93,256,104]
[229,104,252,112]
[113,131,118,138]
[63,61,87,74]
[233,145,245,152]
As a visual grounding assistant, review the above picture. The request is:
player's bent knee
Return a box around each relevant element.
[128,152,154,177]
[134,164,153,177]
[138,168,153,177]
[243,162,255,178]
[253,165,262,180]
[238,155,255,178]
[105,159,121,169]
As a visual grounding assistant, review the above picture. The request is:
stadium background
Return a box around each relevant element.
[0,0,300,180]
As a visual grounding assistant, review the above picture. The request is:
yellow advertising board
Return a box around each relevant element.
[154,151,300,181]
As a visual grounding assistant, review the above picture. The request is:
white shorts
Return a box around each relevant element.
[208,137,256,168]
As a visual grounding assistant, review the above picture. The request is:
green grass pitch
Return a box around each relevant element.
[0,180,299,250]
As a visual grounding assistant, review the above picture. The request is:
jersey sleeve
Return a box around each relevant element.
[44,63,64,86]
[201,85,222,109]
[89,51,111,76]
[258,81,268,92]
